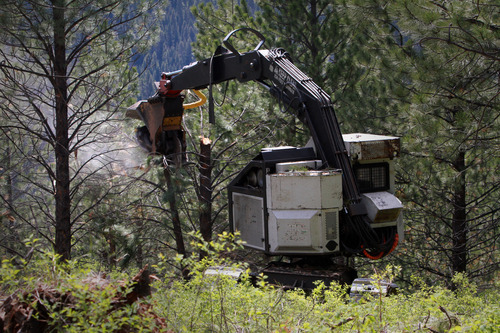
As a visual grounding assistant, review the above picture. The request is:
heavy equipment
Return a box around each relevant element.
[127,28,403,289]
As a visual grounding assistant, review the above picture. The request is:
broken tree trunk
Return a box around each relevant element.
[198,136,213,258]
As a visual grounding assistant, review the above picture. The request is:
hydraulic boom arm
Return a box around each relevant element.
[131,28,400,258]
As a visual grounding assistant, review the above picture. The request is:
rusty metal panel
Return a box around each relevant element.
[343,133,400,161]
[127,100,164,153]
[359,139,400,160]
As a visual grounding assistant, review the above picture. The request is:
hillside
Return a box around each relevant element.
[136,0,258,98]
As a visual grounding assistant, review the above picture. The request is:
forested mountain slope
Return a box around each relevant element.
[136,0,257,97]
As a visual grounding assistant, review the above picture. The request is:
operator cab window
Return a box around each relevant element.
[354,163,389,193]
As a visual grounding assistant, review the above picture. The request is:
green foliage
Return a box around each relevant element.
[1,248,158,332]
[137,0,201,97]
[0,0,164,262]
[387,0,499,286]
[2,246,499,332]
[3,2,497,325]
[45,282,153,333]
[149,259,499,332]
[154,230,247,280]
[257,0,405,133]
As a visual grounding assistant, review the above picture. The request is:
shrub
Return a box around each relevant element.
[1,237,498,332]
[0,250,163,332]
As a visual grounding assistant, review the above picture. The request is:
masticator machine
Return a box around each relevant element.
[128,29,404,289]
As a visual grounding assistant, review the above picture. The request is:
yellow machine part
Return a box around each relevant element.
[184,90,207,110]
[163,116,183,131]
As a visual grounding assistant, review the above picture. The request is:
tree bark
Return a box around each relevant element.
[452,151,467,281]
[198,136,213,256]
[3,143,20,255]
[53,1,72,261]
[163,162,189,279]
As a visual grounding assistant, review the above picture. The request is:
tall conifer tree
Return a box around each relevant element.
[0,0,162,260]
[257,0,403,133]
[389,0,499,286]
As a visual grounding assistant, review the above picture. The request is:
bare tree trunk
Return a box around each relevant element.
[53,1,72,261]
[3,143,19,256]
[163,161,189,278]
[452,151,467,283]
[198,137,213,249]
[4,144,13,209]
[135,219,144,269]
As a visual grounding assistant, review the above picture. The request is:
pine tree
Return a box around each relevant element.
[257,0,404,134]
[0,0,162,260]
[389,0,499,286]
[137,0,201,98]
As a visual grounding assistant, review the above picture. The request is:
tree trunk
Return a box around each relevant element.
[163,162,189,279]
[198,136,213,256]
[308,0,320,84]
[135,219,144,269]
[53,1,72,261]
[452,150,467,282]
[3,142,20,255]
[5,144,13,209]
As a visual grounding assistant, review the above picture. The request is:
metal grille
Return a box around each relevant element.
[325,211,338,240]
[355,163,389,192]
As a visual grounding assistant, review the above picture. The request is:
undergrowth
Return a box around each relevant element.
[150,266,499,332]
[0,241,157,332]
[1,235,499,332]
